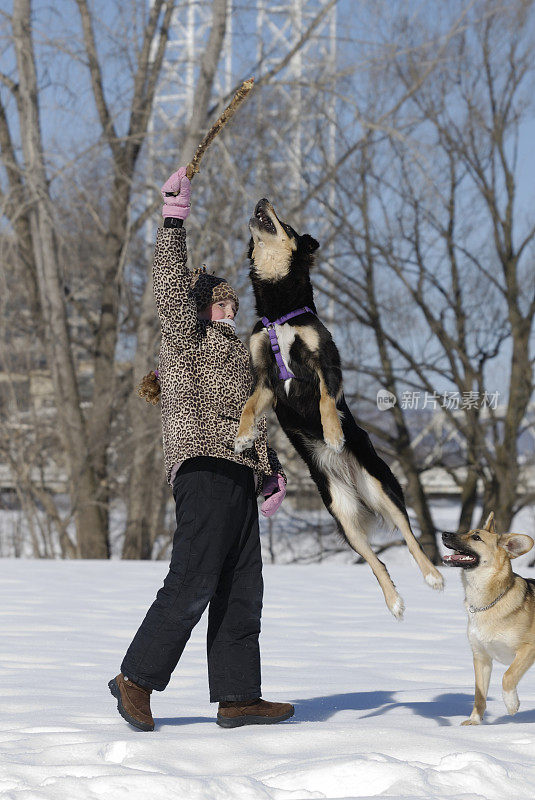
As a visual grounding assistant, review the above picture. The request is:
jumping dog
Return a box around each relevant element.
[235,199,444,619]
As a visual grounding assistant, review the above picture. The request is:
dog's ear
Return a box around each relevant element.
[301,234,320,254]
[499,533,534,559]
[483,511,496,533]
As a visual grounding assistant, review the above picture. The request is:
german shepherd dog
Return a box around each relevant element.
[234,199,444,619]
[443,512,535,725]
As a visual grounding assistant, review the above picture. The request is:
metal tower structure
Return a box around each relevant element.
[147,0,337,222]
[151,0,234,134]
[254,0,338,231]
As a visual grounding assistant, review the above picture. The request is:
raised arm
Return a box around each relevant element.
[152,168,199,350]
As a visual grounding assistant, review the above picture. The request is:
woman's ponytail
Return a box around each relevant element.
[137,369,161,405]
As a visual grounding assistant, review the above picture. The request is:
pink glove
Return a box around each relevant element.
[161,167,191,220]
[260,473,286,518]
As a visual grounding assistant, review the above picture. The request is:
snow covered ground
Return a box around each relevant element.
[3,543,535,800]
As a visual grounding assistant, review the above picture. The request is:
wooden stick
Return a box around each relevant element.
[185,77,255,180]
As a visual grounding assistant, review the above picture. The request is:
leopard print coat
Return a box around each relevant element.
[153,226,284,487]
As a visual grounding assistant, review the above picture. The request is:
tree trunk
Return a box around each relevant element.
[122,271,161,559]
[493,320,532,532]
[402,467,440,562]
[12,0,108,558]
[457,470,479,533]
[87,167,131,544]
[0,100,40,319]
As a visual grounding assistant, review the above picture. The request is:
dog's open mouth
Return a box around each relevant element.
[442,549,479,568]
[441,532,479,569]
[250,199,277,235]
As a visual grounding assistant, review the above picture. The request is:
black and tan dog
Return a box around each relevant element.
[234,198,443,619]
[443,512,535,725]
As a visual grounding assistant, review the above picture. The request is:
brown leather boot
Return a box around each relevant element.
[217,698,294,728]
[108,673,154,732]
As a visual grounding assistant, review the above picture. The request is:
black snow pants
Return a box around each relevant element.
[121,457,263,702]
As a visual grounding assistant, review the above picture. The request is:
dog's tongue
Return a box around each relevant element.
[443,553,477,565]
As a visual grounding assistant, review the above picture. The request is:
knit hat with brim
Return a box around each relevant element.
[190,266,239,314]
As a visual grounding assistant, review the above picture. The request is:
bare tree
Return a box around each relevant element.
[384,0,535,532]
[1,0,177,556]
[318,0,534,541]
[2,0,106,557]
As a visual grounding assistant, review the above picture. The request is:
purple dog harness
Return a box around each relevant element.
[262,306,315,381]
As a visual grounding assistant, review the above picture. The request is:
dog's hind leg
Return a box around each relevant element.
[502,643,535,716]
[329,481,404,620]
[350,462,444,591]
[381,498,444,591]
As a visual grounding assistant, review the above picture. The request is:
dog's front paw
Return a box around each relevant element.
[234,429,257,453]
[324,432,345,453]
[425,570,444,591]
[389,594,405,621]
[503,688,519,715]
[461,716,481,726]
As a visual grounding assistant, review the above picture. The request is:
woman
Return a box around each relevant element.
[108,168,293,731]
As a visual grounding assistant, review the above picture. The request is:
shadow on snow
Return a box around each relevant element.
[153,692,535,728]
[293,690,476,727]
